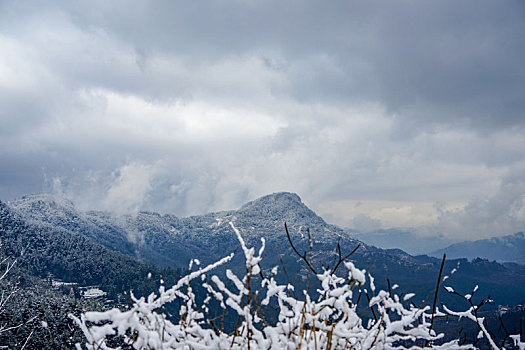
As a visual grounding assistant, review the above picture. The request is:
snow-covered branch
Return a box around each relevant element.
[72,224,522,349]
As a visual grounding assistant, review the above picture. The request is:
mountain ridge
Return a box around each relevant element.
[430,231,525,264]
[4,192,525,308]
[4,192,420,273]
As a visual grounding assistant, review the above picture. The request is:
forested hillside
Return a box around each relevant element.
[1,200,178,297]
[6,193,525,310]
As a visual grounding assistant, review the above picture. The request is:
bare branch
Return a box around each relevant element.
[284,222,318,275]
[331,243,361,275]
[429,253,446,333]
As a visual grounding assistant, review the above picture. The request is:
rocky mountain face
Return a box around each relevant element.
[430,232,525,265]
[5,192,525,308]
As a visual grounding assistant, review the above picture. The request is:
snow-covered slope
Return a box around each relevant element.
[6,192,412,270]
[0,199,170,297]
[6,192,525,307]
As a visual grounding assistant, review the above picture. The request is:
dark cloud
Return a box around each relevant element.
[41,0,524,129]
[0,0,524,239]
[3,0,523,126]
[432,163,525,240]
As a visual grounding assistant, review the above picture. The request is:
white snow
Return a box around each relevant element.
[71,221,509,350]
[82,288,107,299]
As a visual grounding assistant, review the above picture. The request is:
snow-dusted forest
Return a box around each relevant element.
[2,200,524,349]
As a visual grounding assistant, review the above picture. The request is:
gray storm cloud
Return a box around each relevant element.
[1,0,524,240]
[433,165,525,240]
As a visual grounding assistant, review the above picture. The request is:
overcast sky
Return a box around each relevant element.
[1,0,524,240]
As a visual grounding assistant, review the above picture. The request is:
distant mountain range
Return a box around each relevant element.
[3,192,525,309]
[430,232,525,265]
[347,228,525,265]
[347,228,457,255]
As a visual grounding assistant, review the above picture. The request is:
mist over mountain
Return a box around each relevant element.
[346,226,525,265]
[347,228,457,255]
[430,232,525,265]
[7,192,359,269]
[5,192,525,310]
[0,198,174,297]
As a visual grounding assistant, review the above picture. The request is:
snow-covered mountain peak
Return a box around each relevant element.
[240,192,302,209]
[239,192,316,221]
